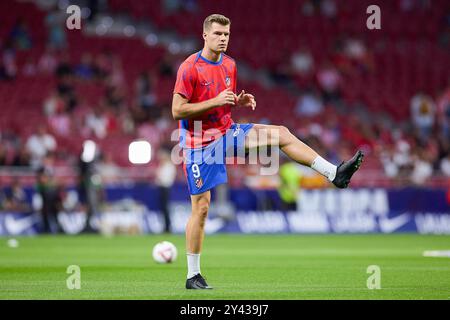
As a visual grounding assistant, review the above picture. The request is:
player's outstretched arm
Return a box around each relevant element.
[172,89,236,120]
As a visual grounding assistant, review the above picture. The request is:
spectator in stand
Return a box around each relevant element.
[320,113,341,151]
[380,137,416,181]
[85,107,108,139]
[399,0,432,12]
[295,89,323,117]
[45,7,67,49]
[107,55,125,88]
[55,53,78,112]
[380,144,399,178]
[316,62,342,103]
[270,53,296,87]
[55,52,72,79]
[291,47,314,77]
[38,48,58,74]
[9,18,33,50]
[22,57,37,77]
[399,0,416,12]
[411,149,433,185]
[436,86,450,137]
[25,126,57,169]
[94,50,113,80]
[0,60,9,81]
[47,105,72,137]
[43,90,65,116]
[1,40,17,80]
[75,53,95,80]
[0,130,23,167]
[439,16,450,48]
[118,108,135,134]
[301,0,318,16]
[103,107,121,134]
[343,36,375,74]
[182,0,198,13]
[57,78,74,97]
[163,0,182,15]
[11,148,30,167]
[105,85,126,110]
[87,0,101,21]
[136,71,157,113]
[410,93,436,140]
[330,36,355,75]
[320,0,337,18]
[62,89,78,113]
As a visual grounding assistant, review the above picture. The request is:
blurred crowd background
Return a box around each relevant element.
[0,0,449,213]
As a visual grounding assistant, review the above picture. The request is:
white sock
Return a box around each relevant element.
[187,253,201,279]
[311,156,337,182]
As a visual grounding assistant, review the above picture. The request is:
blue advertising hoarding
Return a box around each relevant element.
[0,185,449,235]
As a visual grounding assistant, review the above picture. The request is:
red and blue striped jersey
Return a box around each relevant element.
[173,50,237,149]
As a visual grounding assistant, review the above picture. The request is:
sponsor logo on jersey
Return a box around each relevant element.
[233,124,241,137]
[200,80,214,86]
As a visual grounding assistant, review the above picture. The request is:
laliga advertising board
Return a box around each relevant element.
[0,187,449,235]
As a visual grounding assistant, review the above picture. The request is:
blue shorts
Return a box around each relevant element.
[183,123,254,195]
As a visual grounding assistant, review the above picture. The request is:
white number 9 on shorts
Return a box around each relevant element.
[192,164,201,178]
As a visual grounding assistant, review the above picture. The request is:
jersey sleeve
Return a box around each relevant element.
[173,62,197,101]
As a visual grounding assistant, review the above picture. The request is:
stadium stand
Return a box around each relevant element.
[0,0,449,188]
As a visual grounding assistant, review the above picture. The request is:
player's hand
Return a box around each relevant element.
[214,88,236,106]
[235,90,256,110]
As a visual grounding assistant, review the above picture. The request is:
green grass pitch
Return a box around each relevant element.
[1,234,449,299]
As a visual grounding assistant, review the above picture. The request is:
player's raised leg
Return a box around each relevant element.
[185,190,213,289]
[246,124,364,188]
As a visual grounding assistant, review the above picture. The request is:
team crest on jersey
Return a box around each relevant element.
[195,178,203,189]
[225,76,231,87]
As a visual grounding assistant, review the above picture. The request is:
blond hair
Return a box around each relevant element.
[203,14,231,31]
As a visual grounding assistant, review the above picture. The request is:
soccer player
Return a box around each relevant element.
[172,14,364,289]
